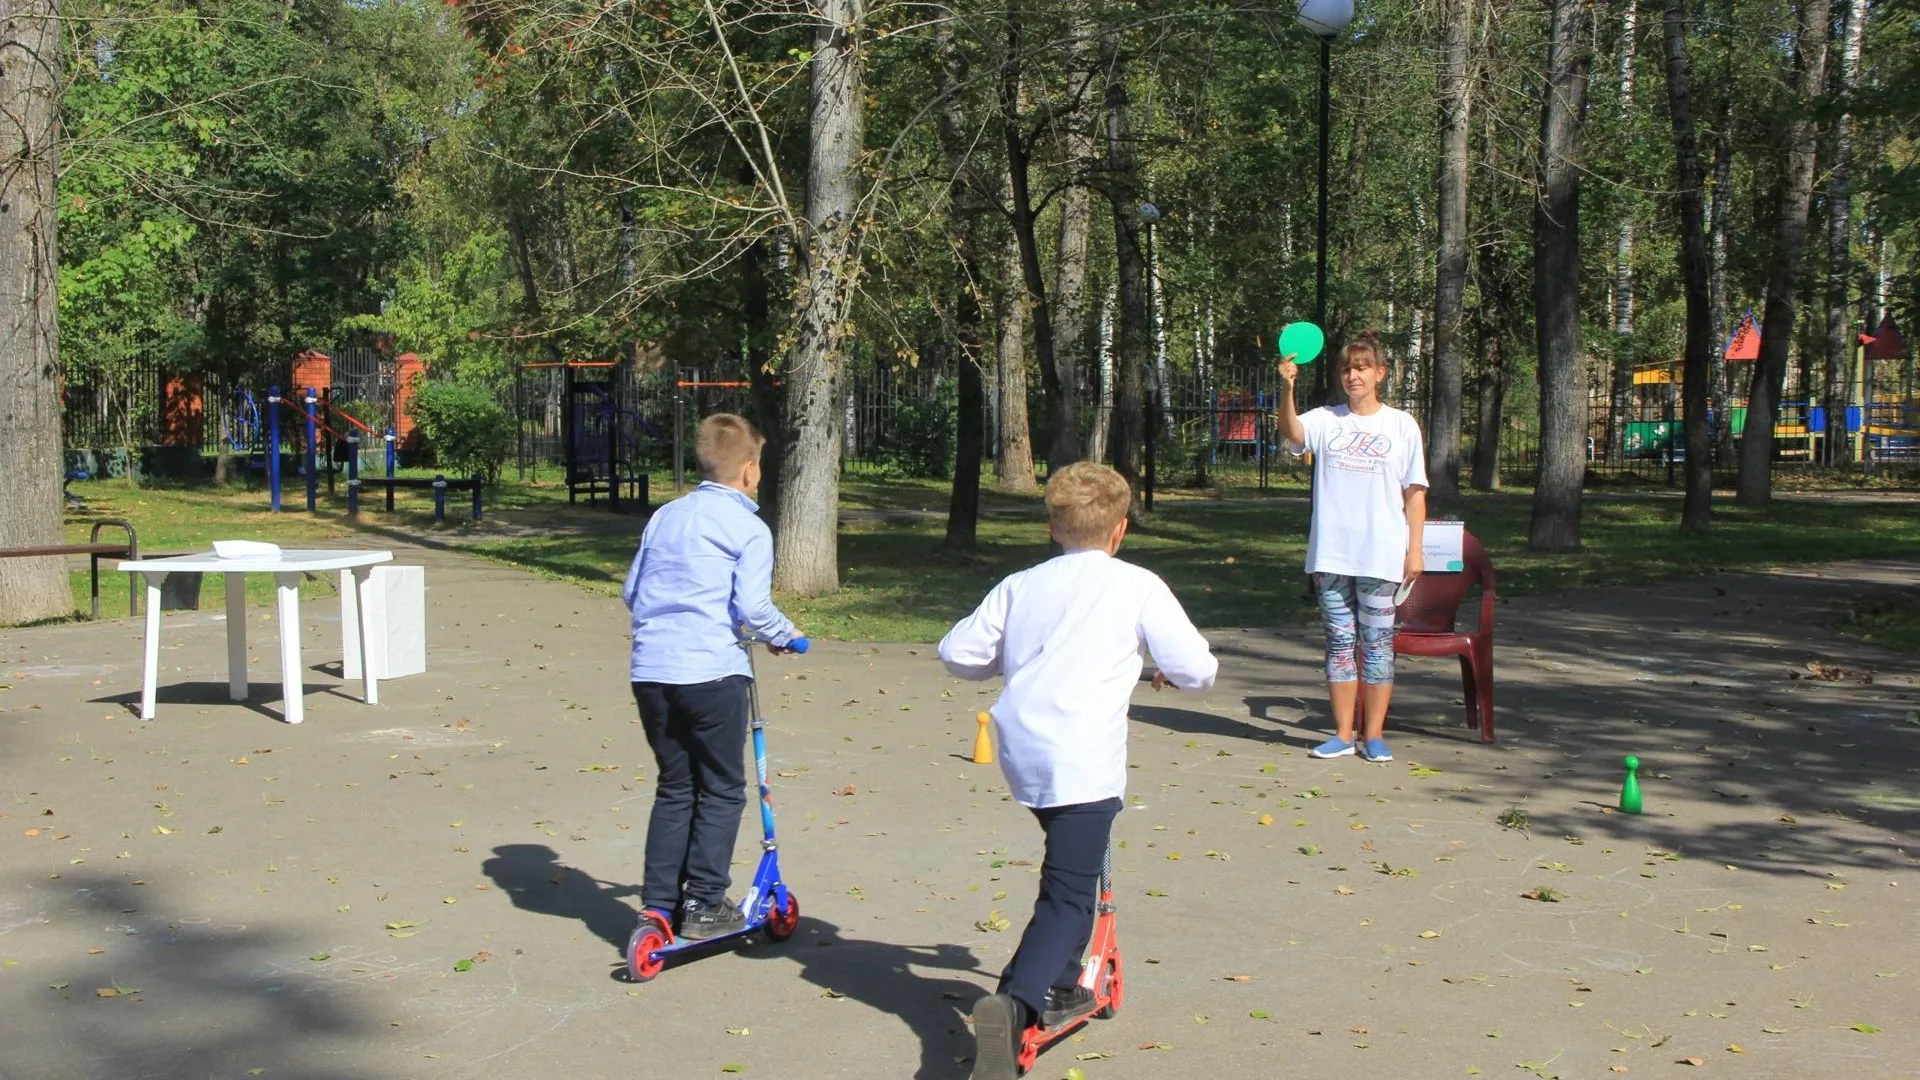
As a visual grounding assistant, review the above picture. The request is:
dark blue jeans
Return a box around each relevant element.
[632,676,752,912]
[999,796,1122,1016]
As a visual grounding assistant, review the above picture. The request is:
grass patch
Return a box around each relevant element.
[474,488,1920,642]
[57,477,1920,642]
[1829,589,1920,655]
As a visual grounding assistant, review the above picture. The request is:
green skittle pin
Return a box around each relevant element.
[1620,755,1644,815]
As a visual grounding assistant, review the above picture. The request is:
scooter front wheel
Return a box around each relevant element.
[765,891,800,942]
[627,922,669,982]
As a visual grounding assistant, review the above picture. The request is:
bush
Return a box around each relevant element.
[876,375,956,479]
[409,380,511,482]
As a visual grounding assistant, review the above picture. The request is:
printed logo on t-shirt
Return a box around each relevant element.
[1327,428,1393,473]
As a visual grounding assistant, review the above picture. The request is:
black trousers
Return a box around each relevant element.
[632,676,752,911]
[998,796,1122,1016]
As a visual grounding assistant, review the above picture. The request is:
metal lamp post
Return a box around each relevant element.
[1297,0,1353,403]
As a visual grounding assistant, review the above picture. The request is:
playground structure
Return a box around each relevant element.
[517,358,652,511]
[1618,311,1916,469]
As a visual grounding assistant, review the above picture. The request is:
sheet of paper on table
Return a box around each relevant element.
[213,540,282,559]
[1423,520,1465,573]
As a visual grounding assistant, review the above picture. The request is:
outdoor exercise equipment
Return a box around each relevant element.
[625,635,810,983]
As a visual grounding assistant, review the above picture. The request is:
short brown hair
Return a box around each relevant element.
[695,413,765,480]
[1336,330,1389,375]
[1045,462,1131,549]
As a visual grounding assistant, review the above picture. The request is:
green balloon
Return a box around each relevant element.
[1278,321,1325,364]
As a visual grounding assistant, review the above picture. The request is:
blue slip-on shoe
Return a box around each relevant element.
[1360,738,1393,762]
[1309,737,1356,759]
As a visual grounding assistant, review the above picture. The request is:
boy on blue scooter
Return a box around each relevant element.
[623,413,802,940]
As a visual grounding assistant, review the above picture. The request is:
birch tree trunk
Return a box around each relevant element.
[995,177,1038,494]
[1662,0,1714,531]
[1605,1,1637,467]
[1089,286,1115,464]
[1528,0,1593,551]
[0,0,71,623]
[1737,0,1829,506]
[1428,0,1473,501]
[1821,0,1866,466]
[774,0,866,596]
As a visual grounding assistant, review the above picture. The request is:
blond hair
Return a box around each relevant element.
[695,413,765,480]
[1045,462,1131,549]
[1335,330,1389,376]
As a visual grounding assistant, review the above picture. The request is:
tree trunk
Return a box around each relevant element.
[1049,9,1098,471]
[1103,35,1149,517]
[1528,0,1593,552]
[995,175,1038,494]
[1001,7,1076,474]
[1822,0,1866,467]
[1428,0,1473,502]
[1089,286,1114,464]
[743,239,783,531]
[1606,1,1637,467]
[1469,323,1507,492]
[0,0,70,623]
[773,0,865,596]
[1707,91,1735,465]
[1737,0,1829,506]
[1663,0,1714,532]
[937,20,987,549]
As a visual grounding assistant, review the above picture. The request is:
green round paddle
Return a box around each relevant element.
[1277,321,1325,364]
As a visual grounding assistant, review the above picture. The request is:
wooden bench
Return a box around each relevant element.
[0,519,140,619]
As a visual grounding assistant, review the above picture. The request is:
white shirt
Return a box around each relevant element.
[937,550,1218,808]
[1292,404,1428,582]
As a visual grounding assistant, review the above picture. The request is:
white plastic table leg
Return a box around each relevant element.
[275,571,305,724]
[348,566,378,705]
[225,572,248,702]
[139,572,167,720]
[340,569,361,681]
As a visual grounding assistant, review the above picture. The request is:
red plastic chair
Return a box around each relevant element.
[1394,528,1496,743]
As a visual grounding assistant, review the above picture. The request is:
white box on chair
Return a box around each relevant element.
[343,564,426,680]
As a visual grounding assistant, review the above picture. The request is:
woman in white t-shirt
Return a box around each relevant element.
[1276,331,1428,762]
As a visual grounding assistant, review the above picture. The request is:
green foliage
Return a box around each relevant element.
[875,375,956,480]
[409,381,511,483]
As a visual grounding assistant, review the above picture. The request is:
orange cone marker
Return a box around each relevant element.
[972,712,995,765]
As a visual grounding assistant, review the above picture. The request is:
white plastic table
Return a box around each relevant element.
[117,549,394,723]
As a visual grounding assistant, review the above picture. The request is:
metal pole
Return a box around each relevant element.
[346,432,360,516]
[1144,396,1157,512]
[305,387,318,513]
[433,474,447,524]
[268,387,282,512]
[1314,36,1332,401]
[472,476,483,521]
[672,354,685,493]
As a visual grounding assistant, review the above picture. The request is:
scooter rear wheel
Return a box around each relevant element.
[1094,957,1122,1019]
[765,891,800,942]
[626,922,669,982]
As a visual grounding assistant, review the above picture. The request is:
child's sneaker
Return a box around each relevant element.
[679,896,747,940]
[970,993,1024,1080]
[1309,736,1356,759]
[1042,985,1096,1027]
[1360,737,1393,762]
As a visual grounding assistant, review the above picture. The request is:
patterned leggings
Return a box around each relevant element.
[1315,574,1398,685]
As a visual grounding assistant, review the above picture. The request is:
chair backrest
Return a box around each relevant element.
[1398,529,1494,634]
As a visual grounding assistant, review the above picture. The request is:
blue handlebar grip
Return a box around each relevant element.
[788,637,810,654]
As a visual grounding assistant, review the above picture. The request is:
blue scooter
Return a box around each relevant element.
[625,635,809,982]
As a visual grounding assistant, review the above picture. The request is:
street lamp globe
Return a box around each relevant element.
[1296,0,1354,38]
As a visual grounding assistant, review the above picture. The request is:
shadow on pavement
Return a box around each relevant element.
[481,843,641,953]
[742,917,986,1080]
[2,871,377,1080]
